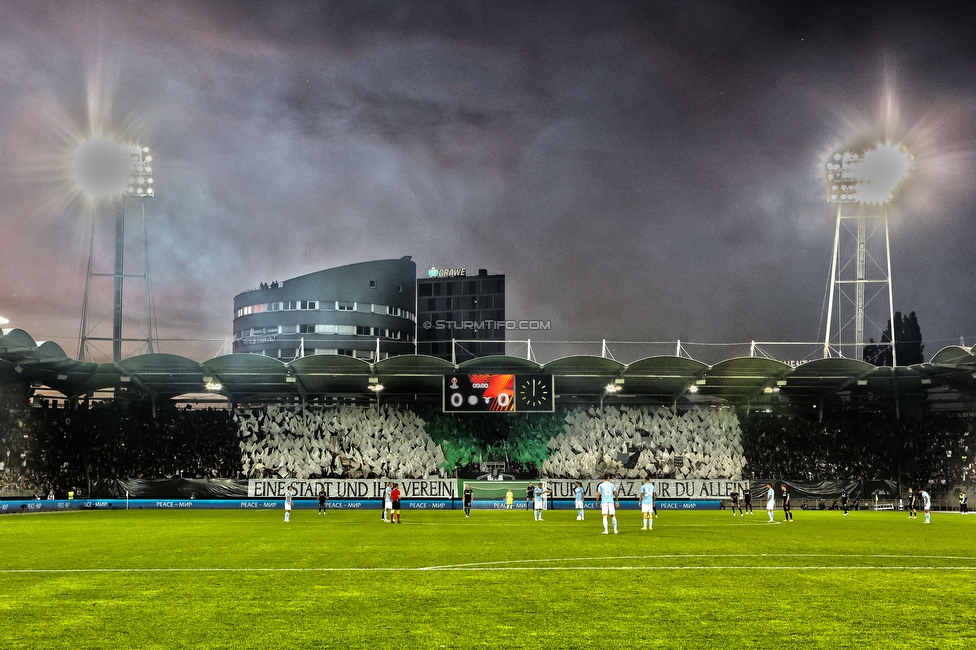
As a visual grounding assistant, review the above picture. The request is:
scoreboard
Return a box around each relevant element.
[443,374,554,413]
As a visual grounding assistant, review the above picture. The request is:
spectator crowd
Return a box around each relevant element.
[1,402,973,498]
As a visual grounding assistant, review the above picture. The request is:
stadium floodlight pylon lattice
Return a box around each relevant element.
[823,143,913,365]
[75,138,157,363]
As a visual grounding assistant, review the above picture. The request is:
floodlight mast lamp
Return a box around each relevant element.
[822,145,912,365]
[76,140,156,363]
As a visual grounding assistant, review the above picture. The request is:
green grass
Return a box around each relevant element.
[2,507,975,649]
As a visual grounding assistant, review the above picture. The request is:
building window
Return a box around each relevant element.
[337,301,355,311]
[398,284,403,293]
[419,284,432,297]
[369,280,377,288]
[299,325,315,334]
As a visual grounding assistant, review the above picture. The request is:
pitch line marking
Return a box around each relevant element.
[2,565,976,575]
[4,553,976,575]
[420,552,976,570]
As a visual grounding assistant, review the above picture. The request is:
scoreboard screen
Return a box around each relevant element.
[443,374,554,413]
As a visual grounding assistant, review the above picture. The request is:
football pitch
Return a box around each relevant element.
[2,507,975,649]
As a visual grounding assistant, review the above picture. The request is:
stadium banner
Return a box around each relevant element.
[247,478,457,500]
[0,498,454,513]
[463,478,749,501]
[465,498,721,510]
[111,478,248,499]
[549,478,749,499]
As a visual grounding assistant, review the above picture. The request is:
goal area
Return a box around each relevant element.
[458,479,547,509]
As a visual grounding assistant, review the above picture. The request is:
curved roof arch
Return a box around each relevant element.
[776,358,877,405]
[621,356,709,401]
[698,357,793,402]
[625,356,708,375]
[203,354,293,401]
[929,345,976,366]
[543,355,625,375]
[118,353,207,397]
[374,354,455,396]
[542,355,625,397]
[457,355,543,373]
[204,354,288,374]
[288,354,372,375]
[788,358,875,376]
[0,328,38,353]
[33,341,69,360]
[288,354,372,395]
[374,354,456,375]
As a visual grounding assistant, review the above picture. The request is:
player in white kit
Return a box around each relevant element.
[284,484,296,523]
[765,483,775,522]
[639,477,655,530]
[921,489,932,524]
[534,482,550,521]
[383,482,393,522]
[574,482,585,520]
[596,475,619,535]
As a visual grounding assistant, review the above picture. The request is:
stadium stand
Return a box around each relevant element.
[235,405,448,479]
[1,401,973,501]
[542,406,746,479]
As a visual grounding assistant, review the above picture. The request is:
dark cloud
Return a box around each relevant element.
[0,1,974,364]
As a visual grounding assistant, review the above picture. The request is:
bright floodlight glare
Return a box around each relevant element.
[857,144,913,203]
[825,143,913,205]
[73,136,155,199]
[0,315,9,326]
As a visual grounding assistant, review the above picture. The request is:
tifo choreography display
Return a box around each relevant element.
[235,404,746,481]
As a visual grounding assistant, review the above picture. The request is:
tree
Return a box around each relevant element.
[865,311,924,366]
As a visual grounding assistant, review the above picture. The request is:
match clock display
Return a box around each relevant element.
[443,374,554,413]
[516,375,554,411]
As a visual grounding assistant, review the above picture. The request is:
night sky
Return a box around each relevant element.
[1,1,974,364]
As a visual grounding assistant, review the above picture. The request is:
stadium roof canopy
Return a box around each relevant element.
[2,327,975,413]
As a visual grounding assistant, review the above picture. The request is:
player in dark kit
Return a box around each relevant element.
[730,489,743,516]
[526,483,535,513]
[743,485,753,514]
[462,484,474,517]
[781,484,793,522]
[840,490,849,516]
[317,488,328,515]
[907,487,917,519]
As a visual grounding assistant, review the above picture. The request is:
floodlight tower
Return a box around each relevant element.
[76,138,156,363]
[822,144,913,364]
